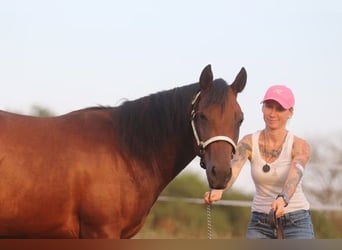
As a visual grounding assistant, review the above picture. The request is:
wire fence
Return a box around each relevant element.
[157,196,342,212]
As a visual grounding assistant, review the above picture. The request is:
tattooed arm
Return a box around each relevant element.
[222,135,252,191]
[272,136,311,217]
[204,134,252,204]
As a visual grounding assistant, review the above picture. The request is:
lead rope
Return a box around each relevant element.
[206,203,212,239]
[206,191,212,239]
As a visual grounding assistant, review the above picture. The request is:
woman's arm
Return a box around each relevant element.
[272,136,311,217]
[204,134,252,204]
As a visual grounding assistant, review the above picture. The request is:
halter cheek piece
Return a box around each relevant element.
[191,91,237,169]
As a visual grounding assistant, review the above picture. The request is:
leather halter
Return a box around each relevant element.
[190,91,237,168]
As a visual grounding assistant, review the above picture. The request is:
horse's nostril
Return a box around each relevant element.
[211,166,216,176]
[227,168,232,179]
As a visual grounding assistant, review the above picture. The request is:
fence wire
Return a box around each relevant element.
[157,196,342,211]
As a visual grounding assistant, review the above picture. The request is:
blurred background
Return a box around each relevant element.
[1,0,341,238]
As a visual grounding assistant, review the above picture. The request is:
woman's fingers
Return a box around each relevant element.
[204,190,224,204]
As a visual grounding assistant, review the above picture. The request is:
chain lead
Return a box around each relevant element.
[206,191,213,239]
[206,203,212,239]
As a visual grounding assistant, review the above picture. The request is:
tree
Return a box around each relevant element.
[303,134,342,206]
[30,105,55,117]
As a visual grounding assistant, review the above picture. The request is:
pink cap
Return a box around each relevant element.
[261,85,295,109]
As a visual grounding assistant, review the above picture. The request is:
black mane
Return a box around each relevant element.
[113,79,230,161]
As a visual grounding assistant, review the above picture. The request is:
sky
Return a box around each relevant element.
[1,0,341,194]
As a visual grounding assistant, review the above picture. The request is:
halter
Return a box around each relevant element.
[191,91,237,168]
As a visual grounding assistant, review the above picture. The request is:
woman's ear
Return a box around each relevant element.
[288,108,294,118]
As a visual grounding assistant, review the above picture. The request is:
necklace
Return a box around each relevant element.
[262,130,288,173]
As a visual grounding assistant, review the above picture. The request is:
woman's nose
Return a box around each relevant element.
[269,107,276,115]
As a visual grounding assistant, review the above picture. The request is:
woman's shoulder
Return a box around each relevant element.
[240,130,262,143]
[291,134,311,161]
[292,134,310,148]
[239,133,253,144]
[238,132,259,149]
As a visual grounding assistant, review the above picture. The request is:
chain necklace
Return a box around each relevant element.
[262,130,288,173]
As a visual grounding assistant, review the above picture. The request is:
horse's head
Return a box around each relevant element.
[191,65,247,189]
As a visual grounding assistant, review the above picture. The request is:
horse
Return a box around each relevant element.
[0,64,247,238]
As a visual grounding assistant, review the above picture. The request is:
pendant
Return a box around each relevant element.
[263,164,270,173]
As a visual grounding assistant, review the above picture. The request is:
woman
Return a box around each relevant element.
[204,85,314,239]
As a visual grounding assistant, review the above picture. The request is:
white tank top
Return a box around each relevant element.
[250,130,310,213]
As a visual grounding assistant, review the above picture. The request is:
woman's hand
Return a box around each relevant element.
[204,189,224,204]
[272,197,287,218]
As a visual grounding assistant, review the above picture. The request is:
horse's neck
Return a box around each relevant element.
[155,135,196,188]
[143,90,199,193]
[155,88,199,189]
[114,83,199,195]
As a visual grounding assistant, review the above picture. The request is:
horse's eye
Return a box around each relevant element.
[197,112,207,121]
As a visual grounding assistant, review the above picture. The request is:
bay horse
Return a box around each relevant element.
[0,65,247,238]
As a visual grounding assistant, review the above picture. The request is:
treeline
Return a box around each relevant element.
[135,173,342,239]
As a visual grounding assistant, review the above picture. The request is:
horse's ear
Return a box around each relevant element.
[199,64,213,91]
[231,67,247,94]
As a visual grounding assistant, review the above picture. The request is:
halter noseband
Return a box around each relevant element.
[191,91,237,168]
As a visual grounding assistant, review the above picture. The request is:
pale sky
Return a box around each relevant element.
[1,0,341,193]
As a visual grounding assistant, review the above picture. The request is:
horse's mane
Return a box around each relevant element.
[113,78,229,161]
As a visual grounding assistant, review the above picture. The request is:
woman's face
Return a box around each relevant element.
[262,100,293,130]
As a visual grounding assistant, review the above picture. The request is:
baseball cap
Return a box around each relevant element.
[261,85,295,109]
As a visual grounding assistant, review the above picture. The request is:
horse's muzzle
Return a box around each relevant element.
[206,166,232,189]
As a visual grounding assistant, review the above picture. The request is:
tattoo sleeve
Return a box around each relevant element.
[232,142,251,164]
[282,164,303,199]
[282,140,310,199]
[225,141,251,190]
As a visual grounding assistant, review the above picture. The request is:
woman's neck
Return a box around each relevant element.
[264,128,288,146]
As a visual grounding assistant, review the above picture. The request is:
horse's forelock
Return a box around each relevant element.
[204,78,229,112]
